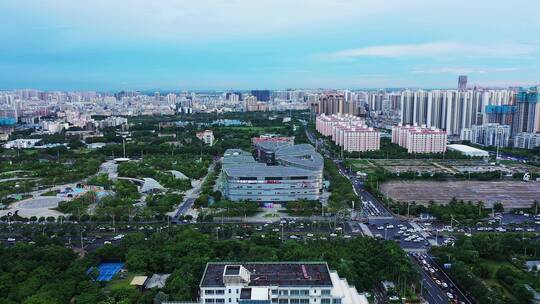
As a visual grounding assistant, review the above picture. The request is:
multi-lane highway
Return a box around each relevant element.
[305,125,472,304]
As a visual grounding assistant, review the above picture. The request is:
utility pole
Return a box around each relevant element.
[122,136,126,158]
[80,229,84,250]
[478,202,482,217]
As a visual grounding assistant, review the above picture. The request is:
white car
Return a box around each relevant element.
[446,292,454,299]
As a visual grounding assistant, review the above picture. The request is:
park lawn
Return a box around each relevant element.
[479,259,515,299]
[478,258,540,302]
[345,159,379,175]
[106,272,145,292]
[347,159,370,165]
[222,126,286,132]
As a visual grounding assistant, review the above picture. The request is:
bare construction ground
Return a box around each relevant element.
[380,180,540,208]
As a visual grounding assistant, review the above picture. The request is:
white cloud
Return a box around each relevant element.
[0,0,397,43]
[331,42,535,58]
[411,67,521,75]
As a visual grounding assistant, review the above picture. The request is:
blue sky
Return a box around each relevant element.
[1,0,539,91]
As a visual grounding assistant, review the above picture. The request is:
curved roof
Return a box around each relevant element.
[169,170,189,180]
[274,144,324,171]
[140,178,166,193]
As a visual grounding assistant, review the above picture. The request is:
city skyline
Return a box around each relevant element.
[1,0,539,91]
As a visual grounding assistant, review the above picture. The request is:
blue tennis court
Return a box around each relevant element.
[87,262,124,281]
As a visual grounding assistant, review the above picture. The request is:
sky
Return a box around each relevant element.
[0,0,539,91]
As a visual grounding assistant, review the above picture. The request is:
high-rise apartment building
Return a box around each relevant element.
[316,114,379,152]
[484,105,516,126]
[400,89,516,136]
[311,94,360,116]
[512,88,540,135]
[315,114,364,137]
[392,124,447,153]
[250,90,270,102]
[471,123,511,147]
[514,132,540,149]
[458,75,468,91]
[336,125,380,152]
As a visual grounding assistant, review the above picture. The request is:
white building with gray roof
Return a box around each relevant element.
[221,141,323,202]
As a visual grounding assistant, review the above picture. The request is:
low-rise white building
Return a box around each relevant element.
[196,130,215,146]
[3,138,41,149]
[193,262,368,304]
[447,144,489,158]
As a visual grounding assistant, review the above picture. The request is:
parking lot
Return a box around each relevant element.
[380,180,540,208]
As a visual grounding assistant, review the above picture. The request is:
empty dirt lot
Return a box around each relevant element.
[380,180,540,208]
